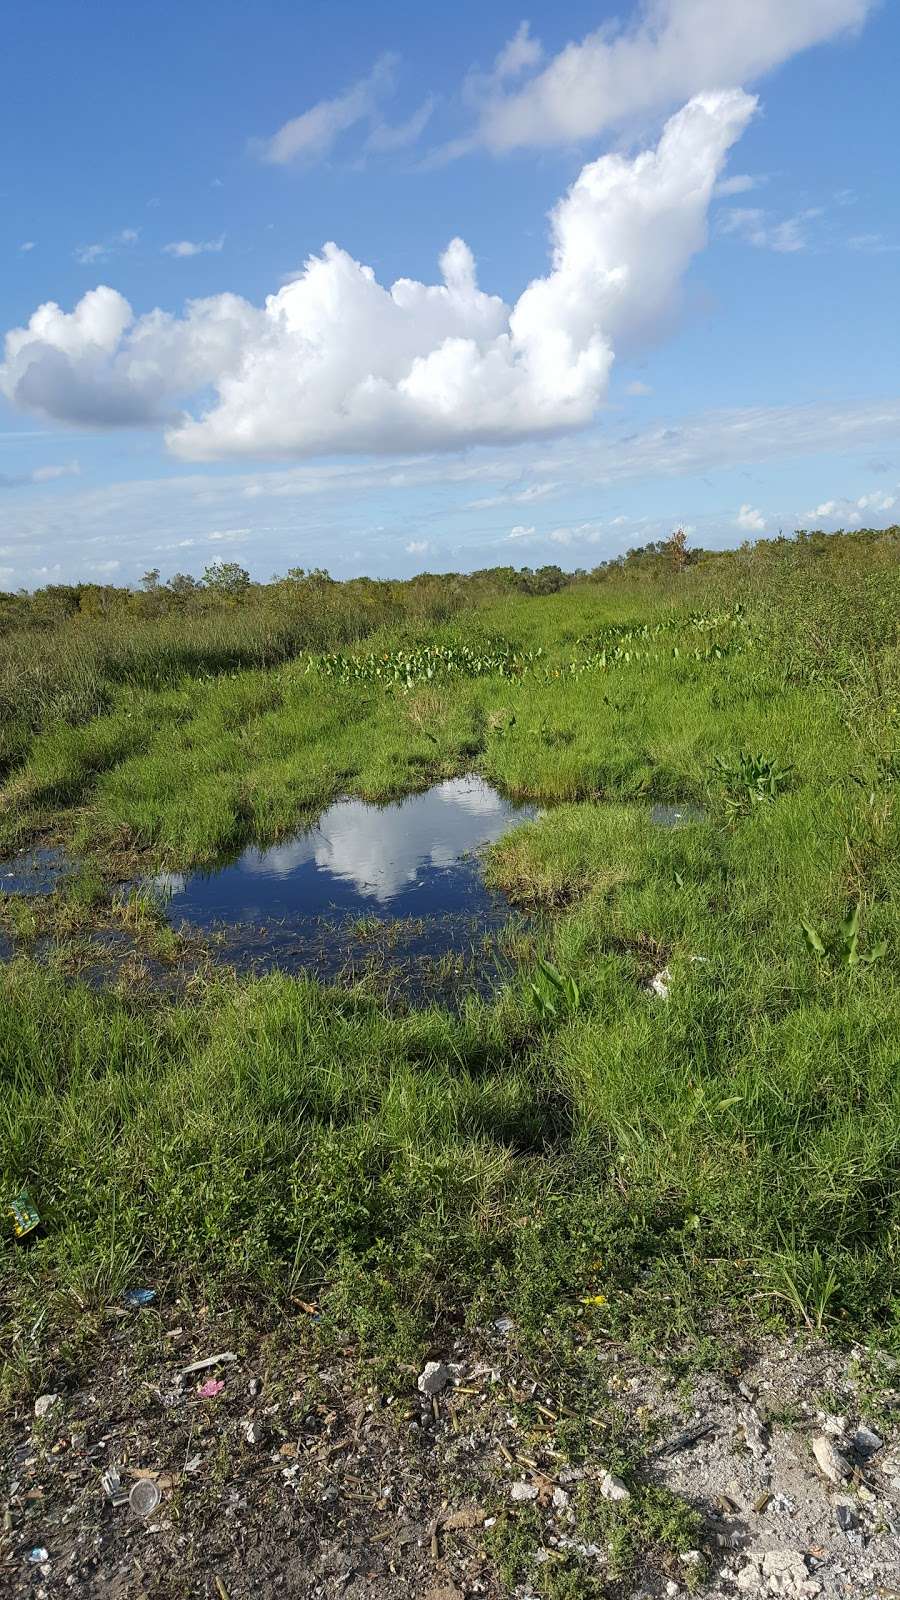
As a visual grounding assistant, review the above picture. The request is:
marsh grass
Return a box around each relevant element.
[3,533,900,1389]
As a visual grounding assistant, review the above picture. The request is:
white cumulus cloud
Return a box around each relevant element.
[736,503,766,532]
[806,487,898,524]
[857,489,896,512]
[471,0,873,152]
[1,91,755,459]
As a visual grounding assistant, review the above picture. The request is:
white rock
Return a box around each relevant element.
[552,1486,570,1512]
[823,1413,847,1436]
[510,1480,539,1502]
[34,1394,59,1420]
[737,1549,822,1596]
[812,1433,852,1484]
[665,1583,680,1597]
[763,1550,821,1596]
[417,1361,449,1397]
[598,1468,630,1501]
[493,1315,514,1336]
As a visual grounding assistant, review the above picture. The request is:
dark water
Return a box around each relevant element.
[0,847,71,894]
[155,777,534,927]
[0,780,537,1004]
[149,777,536,997]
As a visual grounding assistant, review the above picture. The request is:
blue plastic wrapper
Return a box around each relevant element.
[122,1288,156,1308]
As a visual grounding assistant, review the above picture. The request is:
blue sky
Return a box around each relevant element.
[1,0,898,587]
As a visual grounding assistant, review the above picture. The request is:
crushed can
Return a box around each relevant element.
[8,1192,40,1238]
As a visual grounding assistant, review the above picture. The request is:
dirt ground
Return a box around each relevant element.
[3,1300,900,1600]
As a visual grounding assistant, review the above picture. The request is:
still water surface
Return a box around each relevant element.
[156,776,534,927]
[0,781,536,1001]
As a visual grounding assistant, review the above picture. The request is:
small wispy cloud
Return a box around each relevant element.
[714,173,767,198]
[163,235,225,258]
[367,96,436,155]
[467,481,560,510]
[848,232,900,254]
[405,539,429,554]
[18,240,35,253]
[719,206,822,253]
[625,380,653,397]
[507,524,536,540]
[0,459,80,491]
[75,228,138,265]
[253,54,400,165]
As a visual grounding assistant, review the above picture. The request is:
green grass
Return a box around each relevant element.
[3,533,900,1393]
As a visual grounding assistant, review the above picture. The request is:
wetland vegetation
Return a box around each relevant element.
[2,526,900,1390]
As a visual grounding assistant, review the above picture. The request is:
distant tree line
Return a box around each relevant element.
[1,524,899,634]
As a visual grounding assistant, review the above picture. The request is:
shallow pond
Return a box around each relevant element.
[650,802,707,828]
[0,779,538,1004]
[0,847,72,895]
[154,776,534,927]
[148,776,536,998]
